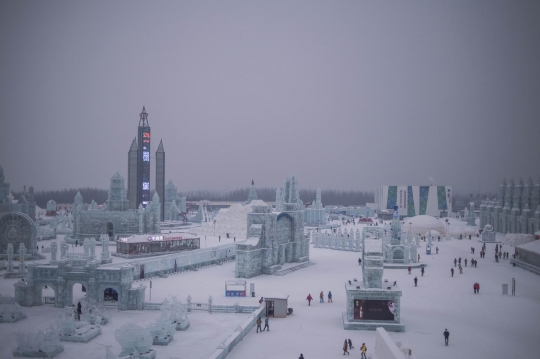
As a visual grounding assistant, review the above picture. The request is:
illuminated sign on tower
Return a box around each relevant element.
[137,107,151,207]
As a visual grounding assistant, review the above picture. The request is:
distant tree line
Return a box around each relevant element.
[12,188,108,208]
[14,186,374,209]
[180,188,374,207]
[452,192,495,212]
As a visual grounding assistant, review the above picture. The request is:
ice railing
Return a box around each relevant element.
[0,293,17,304]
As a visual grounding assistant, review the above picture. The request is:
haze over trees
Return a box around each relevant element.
[14,187,492,212]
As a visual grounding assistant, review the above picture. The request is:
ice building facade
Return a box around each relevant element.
[235,175,309,278]
[70,172,160,240]
[479,178,540,234]
[0,165,38,257]
[15,238,145,310]
[376,185,452,218]
[304,188,327,226]
[382,206,417,265]
[343,226,405,332]
[0,165,36,221]
[164,180,187,221]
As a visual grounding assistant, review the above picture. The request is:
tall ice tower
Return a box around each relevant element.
[128,137,138,209]
[137,107,151,207]
[156,139,165,220]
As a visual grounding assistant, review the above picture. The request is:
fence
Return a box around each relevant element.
[142,299,259,314]
[0,293,17,304]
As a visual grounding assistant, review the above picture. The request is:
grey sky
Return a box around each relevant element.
[1,1,539,194]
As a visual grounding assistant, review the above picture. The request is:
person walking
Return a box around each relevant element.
[443,329,450,346]
[348,338,353,349]
[421,266,425,277]
[458,257,461,265]
[360,343,367,359]
[299,355,305,359]
[459,265,463,274]
[320,291,324,303]
[407,266,411,275]
[414,277,418,287]
[454,258,457,267]
[77,301,82,321]
[328,291,333,303]
[451,268,454,277]
[464,259,467,267]
[473,282,480,294]
[306,294,313,306]
[436,246,439,254]
[343,339,350,355]
[358,258,362,265]
[263,316,269,331]
[256,317,262,333]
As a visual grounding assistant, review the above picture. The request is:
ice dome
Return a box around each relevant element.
[404,215,447,236]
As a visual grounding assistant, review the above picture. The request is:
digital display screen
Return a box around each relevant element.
[140,128,150,206]
[354,299,395,321]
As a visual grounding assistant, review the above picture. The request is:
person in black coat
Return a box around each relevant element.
[77,301,82,320]
[414,277,418,287]
[443,329,450,345]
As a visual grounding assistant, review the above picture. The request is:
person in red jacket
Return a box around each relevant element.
[473,282,480,294]
[306,294,313,306]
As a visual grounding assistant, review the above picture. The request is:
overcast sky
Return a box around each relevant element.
[1,1,539,195]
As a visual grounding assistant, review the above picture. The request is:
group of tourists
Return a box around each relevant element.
[342,339,367,358]
[255,316,269,333]
[306,291,333,305]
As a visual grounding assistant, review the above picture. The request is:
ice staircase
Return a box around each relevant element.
[273,261,315,276]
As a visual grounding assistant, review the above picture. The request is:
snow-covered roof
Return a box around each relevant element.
[263,292,289,300]
[517,239,540,254]
[117,233,198,243]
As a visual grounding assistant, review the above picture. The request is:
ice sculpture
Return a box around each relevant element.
[56,305,102,343]
[159,295,190,331]
[13,324,64,358]
[0,294,26,323]
[115,323,154,357]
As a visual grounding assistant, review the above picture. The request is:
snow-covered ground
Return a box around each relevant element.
[1,218,540,359]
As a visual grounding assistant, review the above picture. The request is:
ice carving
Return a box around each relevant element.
[115,323,153,357]
[13,324,64,358]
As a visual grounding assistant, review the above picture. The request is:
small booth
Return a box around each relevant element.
[116,233,200,258]
[225,280,247,297]
[263,292,289,318]
[426,245,431,255]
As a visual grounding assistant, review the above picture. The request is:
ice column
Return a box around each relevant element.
[7,243,14,272]
[100,234,110,261]
[50,242,58,263]
[19,243,26,273]
[60,241,68,259]
[89,237,96,260]
[83,238,90,257]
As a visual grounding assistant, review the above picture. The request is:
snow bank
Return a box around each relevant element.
[503,233,536,247]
